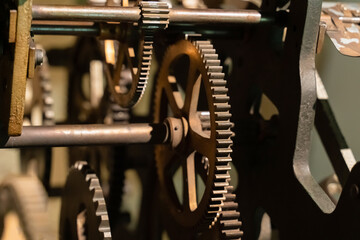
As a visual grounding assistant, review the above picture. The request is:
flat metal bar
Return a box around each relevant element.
[0,123,169,148]
[32,4,262,24]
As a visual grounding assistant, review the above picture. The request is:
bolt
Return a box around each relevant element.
[35,49,44,67]
[350,184,359,199]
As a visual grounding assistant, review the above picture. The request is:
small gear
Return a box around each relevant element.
[154,38,236,238]
[60,161,112,240]
[103,1,169,108]
[0,175,54,240]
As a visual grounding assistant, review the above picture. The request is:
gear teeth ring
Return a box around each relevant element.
[60,161,112,240]
[39,50,55,126]
[219,186,243,239]
[154,37,242,238]
[133,1,169,105]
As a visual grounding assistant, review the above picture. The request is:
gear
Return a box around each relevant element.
[103,1,169,108]
[21,47,54,192]
[60,161,112,240]
[0,175,54,240]
[154,38,236,238]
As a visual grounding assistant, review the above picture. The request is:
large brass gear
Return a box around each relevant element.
[154,38,236,238]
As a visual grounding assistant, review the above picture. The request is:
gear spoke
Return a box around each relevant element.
[184,62,202,115]
[182,151,198,212]
[164,82,183,117]
[189,129,214,157]
[112,42,127,88]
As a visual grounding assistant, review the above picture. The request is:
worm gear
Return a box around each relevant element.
[103,1,169,108]
[0,175,54,240]
[154,38,237,238]
[60,161,112,240]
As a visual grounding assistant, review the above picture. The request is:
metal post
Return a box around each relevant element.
[0,123,169,148]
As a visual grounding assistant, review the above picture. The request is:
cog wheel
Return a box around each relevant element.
[60,161,112,240]
[0,175,54,240]
[103,1,169,108]
[154,38,235,238]
[21,47,54,192]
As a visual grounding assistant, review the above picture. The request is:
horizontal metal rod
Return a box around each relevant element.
[31,24,100,35]
[32,5,141,22]
[32,5,262,24]
[0,123,169,148]
[339,16,360,24]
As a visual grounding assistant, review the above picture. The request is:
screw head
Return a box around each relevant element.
[35,49,44,66]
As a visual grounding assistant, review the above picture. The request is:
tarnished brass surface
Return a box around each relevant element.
[321,3,360,56]
[0,0,33,136]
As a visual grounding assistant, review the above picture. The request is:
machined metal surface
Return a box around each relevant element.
[1,123,169,148]
[32,5,262,24]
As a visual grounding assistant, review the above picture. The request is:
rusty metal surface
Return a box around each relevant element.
[321,2,360,56]
[0,0,33,136]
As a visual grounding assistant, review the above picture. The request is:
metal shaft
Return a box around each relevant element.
[0,123,169,148]
[32,5,262,24]
[31,24,100,35]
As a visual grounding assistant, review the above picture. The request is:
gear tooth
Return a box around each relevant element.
[222,202,239,211]
[217,148,233,155]
[213,95,230,103]
[216,130,233,138]
[215,112,232,120]
[220,219,242,229]
[216,121,234,130]
[212,86,228,94]
[224,193,236,201]
[225,185,235,193]
[216,165,232,172]
[216,139,233,147]
[221,211,240,220]
[221,228,243,238]
[208,65,223,72]
[209,72,225,79]
[216,156,232,163]
[215,173,231,180]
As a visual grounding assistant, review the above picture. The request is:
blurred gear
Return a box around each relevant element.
[60,161,112,240]
[154,38,236,238]
[21,47,54,192]
[104,1,169,108]
[0,175,54,240]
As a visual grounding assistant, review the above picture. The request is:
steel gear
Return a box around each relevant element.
[154,38,237,238]
[104,1,169,108]
[60,161,112,240]
[0,175,54,240]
